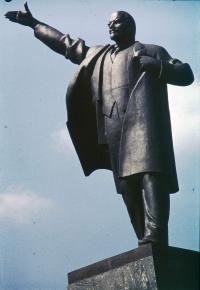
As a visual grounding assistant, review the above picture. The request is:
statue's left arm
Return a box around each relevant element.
[135,46,194,86]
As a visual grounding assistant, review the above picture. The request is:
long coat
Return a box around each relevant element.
[66,40,194,194]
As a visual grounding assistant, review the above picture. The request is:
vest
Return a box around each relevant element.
[102,47,131,118]
[93,45,135,144]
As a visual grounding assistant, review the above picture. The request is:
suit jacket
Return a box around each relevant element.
[66,39,194,194]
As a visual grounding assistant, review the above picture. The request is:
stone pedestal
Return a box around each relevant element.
[67,244,199,290]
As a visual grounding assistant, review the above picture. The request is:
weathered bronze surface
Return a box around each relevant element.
[5,4,194,246]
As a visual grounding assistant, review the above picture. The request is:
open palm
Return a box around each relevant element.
[5,2,33,27]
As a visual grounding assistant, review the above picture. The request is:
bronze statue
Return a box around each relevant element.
[5,3,194,246]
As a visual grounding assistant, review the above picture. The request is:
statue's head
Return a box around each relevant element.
[108,11,136,43]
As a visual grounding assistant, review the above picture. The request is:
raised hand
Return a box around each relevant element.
[5,2,33,27]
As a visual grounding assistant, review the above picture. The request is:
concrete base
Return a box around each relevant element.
[67,244,199,290]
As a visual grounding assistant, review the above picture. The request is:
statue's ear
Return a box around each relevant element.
[133,42,146,56]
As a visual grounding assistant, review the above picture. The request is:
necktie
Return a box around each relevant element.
[110,46,120,62]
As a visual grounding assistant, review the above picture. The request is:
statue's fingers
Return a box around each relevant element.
[5,15,17,19]
[5,12,21,21]
[136,59,144,71]
[8,18,18,23]
[4,11,18,16]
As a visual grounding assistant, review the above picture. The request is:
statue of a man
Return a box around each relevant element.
[5,3,194,246]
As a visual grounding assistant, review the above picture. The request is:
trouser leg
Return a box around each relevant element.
[141,173,170,246]
[119,176,145,240]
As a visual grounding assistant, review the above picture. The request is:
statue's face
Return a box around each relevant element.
[108,11,131,42]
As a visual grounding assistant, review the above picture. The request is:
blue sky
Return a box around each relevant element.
[0,0,199,289]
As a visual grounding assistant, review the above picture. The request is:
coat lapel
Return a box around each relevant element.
[127,42,146,94]
[91,45,114,102]
[66,44,110,101]
[133,41,147,57]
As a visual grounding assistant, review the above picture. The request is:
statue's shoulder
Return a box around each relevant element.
[86,45,109,58]
[139,42,169,59]
[140,42,165,51]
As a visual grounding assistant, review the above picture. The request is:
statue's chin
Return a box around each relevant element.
[109,33,119,41]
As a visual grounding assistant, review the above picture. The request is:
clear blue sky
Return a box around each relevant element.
[0,0,199,289]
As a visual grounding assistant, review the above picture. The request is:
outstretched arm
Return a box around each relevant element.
[5,2,89,64]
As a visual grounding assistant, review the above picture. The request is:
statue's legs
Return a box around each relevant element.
[120,173,170,246]
[104,105,170,245]
[141,173,170,246]
[119,175,145,240]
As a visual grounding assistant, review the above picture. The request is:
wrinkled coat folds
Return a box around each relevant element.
[66,41,194,194]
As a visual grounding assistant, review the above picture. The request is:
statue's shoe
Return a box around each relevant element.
[138,235,161,246]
